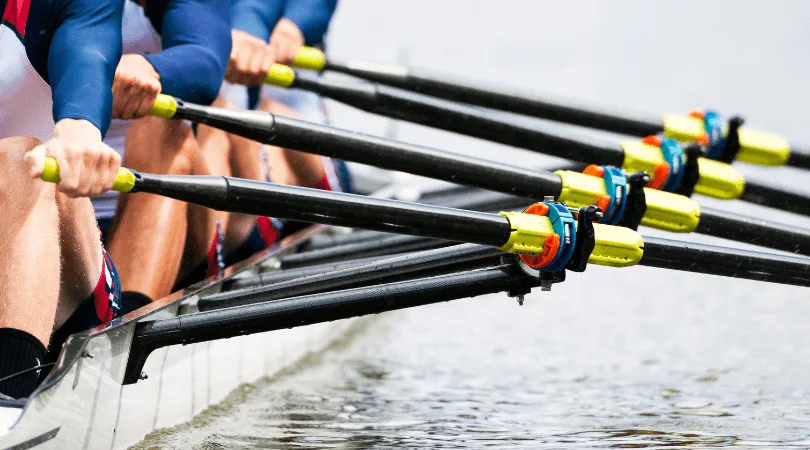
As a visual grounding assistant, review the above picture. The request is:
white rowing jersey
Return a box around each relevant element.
[93,1,162,221]
[0,23,54,142]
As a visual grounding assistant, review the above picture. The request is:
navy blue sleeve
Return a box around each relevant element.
[48,0,124,136]
[142,0,231,105]
[282,0,338,46]
[231,0,284,41]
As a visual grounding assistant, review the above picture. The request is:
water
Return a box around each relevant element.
[136,1,810,448]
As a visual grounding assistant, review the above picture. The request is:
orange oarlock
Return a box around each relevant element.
[516,203,561,269]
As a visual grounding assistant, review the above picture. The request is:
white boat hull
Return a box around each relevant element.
[0,227,362,450]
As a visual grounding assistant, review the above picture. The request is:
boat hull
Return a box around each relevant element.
[0,226,361,450]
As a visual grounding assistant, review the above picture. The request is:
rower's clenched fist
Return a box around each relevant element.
[26,119,122,197]
[269,18,305,64]
[226,30,276,86]
[112,55,162,120]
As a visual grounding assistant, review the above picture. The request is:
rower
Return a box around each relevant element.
[196,0,350,266]
[86,0,230,300]
[0,0,124,399]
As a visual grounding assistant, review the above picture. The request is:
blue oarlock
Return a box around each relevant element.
[600,166,628,225]
[542,202,576,272]
[658,138,686,192]
[703,110,726,160]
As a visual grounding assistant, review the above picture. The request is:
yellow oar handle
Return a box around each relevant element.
[148,94,178,119]
[265,63,295,87]
[40,157,137,193]
[291,46,327,71]
[496,210,644,268]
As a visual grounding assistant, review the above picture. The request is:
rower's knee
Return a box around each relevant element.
[124,116,195,176]
[0,137,55,210]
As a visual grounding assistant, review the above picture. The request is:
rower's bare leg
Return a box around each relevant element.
[179,146,217,279]
[259,98,326,188]
[0,137,105,396]
[224,125,268,248]
[105,116,194,299]
[52,193,104,328]
[0,137,61,346]
[196,96,254,252]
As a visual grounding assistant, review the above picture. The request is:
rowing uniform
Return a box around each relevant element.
[0,0,124,397]
[93,0,231,229]
[0,0,123,322]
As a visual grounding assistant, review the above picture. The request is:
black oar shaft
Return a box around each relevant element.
[133,172,511,248]
[281,234,449,269]
[740,182,810,217]
[641,236,810,287]
[325,59,664,137]
[293,72,626,166]
[200,244,503,310]
[177,100,564,200]
[696,206,810,255]
[223,254,396,291]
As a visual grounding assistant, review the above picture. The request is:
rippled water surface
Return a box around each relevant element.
[136,1,810,448]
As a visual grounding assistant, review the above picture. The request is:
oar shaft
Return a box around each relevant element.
[175,99,565,199]
[641,236,810,287]
[325,59,664,137]
[696,206,810,255]
[199,243,503,310]
[281,234,449,269]
[134,172,511,248]
[740,181,810,217]
[293,71,627,166]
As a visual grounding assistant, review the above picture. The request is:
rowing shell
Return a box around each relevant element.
[0,223,363,450]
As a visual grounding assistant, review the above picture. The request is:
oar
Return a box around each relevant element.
[42,156,646,270]
[38,158,810,284]
[290,46,810,170]
[262,65,810,218]
[140,95,810,255]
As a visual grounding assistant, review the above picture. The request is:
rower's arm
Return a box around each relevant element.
[231,0,285,42]
[143,0,231,105]
[48,0,124,136]
[282,0,338,45]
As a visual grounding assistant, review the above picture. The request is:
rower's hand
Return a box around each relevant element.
[112,54,162,120]
[25,119,121,197]
[225,29,276,86]
[269,18,305,64]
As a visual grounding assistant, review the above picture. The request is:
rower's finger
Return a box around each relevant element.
[25,144,48,178]
[102,147,123,192]
[248,49,268,85]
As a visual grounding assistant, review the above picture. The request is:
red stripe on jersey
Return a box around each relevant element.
[2,0,32,37]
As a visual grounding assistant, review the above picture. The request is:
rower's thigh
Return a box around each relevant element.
[123,116,195,174]
[0,136,49,207]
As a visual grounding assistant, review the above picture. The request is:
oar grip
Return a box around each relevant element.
[148,94,178,119]
[40,157,136,193]
[292,46,327,71]
[265,64,295,88]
